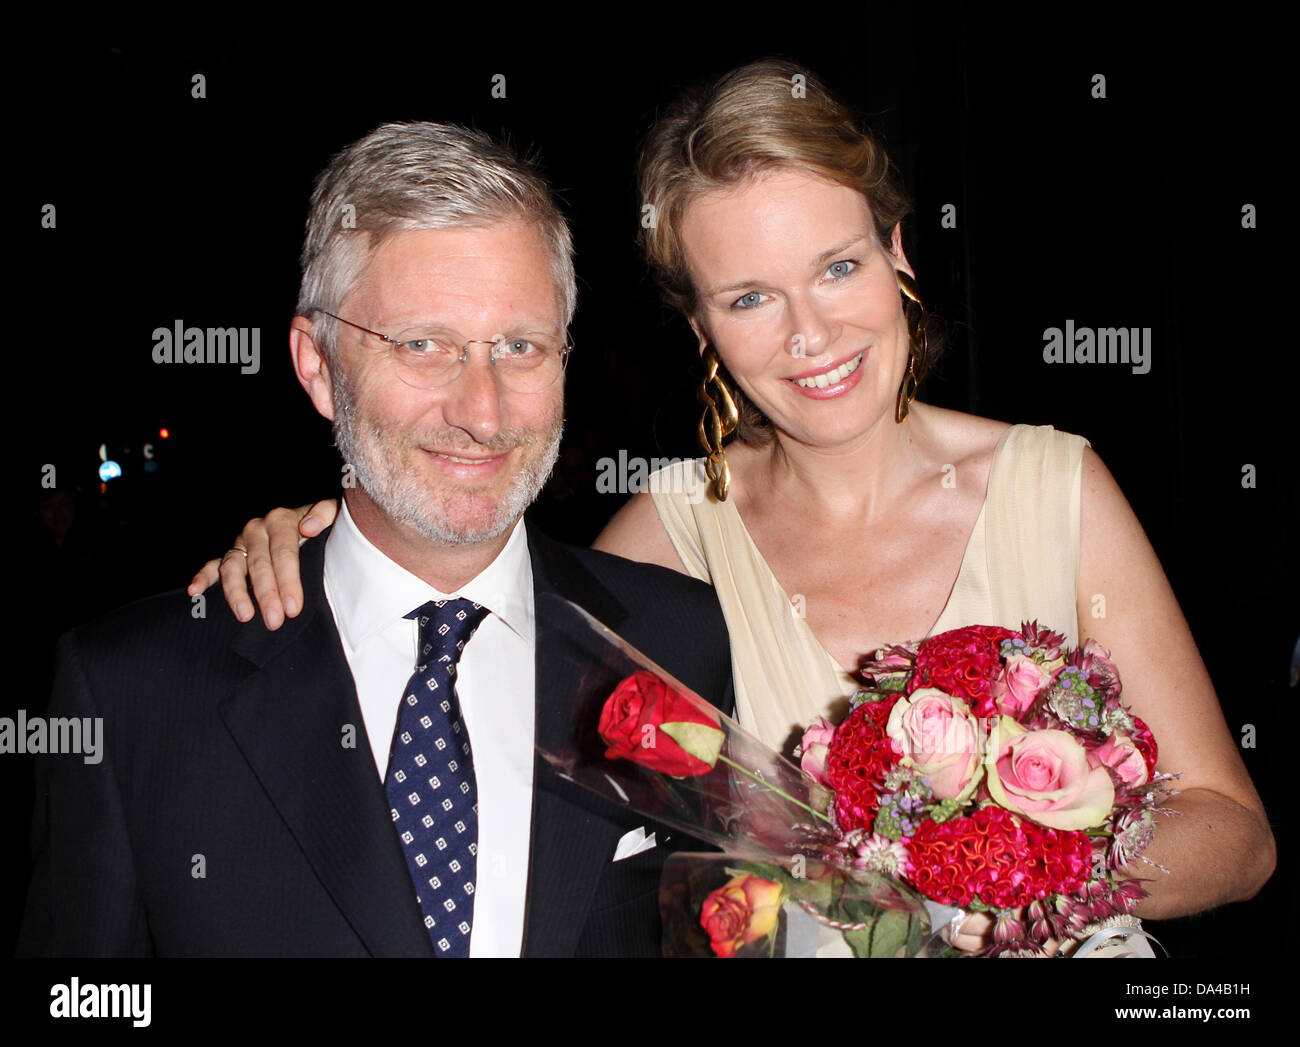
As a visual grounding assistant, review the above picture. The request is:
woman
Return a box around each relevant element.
[191,60,1274,938]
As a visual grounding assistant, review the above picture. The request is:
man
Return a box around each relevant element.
[17,123,732,957]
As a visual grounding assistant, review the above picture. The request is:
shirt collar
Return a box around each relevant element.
[324,499,535,649]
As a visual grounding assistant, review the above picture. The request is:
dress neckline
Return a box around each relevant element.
[724,424,1015,675]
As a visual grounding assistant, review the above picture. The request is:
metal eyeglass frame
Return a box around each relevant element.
[316,309,572,391]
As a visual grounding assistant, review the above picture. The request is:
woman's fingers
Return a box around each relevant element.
[218,538,258,623]
[298,498,339,538]
[192,502,329,630]
[187,558,223,597]
[943,911,994,953]
[263,507,311,621]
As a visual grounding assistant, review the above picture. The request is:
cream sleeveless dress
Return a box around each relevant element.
[647,423,1090,753]
[649,424,1157,957]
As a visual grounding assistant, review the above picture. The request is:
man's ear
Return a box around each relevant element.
[289,316,336,421]
[888,223,916,280]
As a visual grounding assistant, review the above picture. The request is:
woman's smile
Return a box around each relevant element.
[787,348,869,397]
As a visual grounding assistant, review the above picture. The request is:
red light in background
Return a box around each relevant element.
[159,428,170,439]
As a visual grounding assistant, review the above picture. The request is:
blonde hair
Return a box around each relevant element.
[298,122,576,363]
[638,59,914,444]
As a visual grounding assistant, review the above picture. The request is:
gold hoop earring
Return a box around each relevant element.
[894,269,930,423]
[697,346,739,502]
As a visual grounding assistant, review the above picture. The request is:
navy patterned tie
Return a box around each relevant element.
[385,598,490,956]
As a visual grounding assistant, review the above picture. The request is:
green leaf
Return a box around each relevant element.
[904,909,928,958]
[869,910,911,958]
[660,721,725,766]
[786,874,834,911]
[841,923,877,958]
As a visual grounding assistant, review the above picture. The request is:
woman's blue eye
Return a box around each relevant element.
[733,291,765,309]
[827,259,858,280]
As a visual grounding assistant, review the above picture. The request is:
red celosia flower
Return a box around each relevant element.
[826,698,902,832]
[906,806,1092,909]
[906,625,1018,717]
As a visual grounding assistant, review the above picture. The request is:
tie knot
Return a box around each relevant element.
[406,598,491,669]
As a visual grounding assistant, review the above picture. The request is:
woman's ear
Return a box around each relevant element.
[289,316,336,421]
[889,223,916,279]
[687,315,710,357]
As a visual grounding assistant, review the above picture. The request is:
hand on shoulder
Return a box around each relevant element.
[186,500,339,629]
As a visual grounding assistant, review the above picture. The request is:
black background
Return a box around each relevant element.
[8,21,1294,965]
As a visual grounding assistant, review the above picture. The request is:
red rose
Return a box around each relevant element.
[907,625,1017,717]
[699,873,784,957]
[598,670,724,777]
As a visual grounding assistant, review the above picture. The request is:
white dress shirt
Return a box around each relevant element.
[322,499,536,957]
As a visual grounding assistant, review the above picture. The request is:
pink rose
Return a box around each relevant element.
[1088,732,1149,788]
[797,717,836,786]
[985,717,1115,830]
[992,654,1054,719]
[885,688,984,801]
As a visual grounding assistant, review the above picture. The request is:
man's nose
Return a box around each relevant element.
[439,344,505,444]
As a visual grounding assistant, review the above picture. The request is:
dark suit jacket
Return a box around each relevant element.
[17,522,733,957]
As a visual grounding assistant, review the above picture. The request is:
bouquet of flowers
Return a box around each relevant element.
[536,595,1174,957]
[798,622,1177,956]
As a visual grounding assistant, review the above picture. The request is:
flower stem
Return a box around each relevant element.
[716,754,832,824]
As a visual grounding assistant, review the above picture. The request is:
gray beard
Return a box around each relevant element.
[330,370,562,546]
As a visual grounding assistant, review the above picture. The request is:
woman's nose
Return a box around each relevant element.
[784,292,837,361]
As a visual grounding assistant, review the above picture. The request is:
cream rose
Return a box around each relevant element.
[985,717,1114,830]
[885,688,984,801]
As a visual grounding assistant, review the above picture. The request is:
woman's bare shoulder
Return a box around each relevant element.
[592,490,689,574]
[912,403,1013,478]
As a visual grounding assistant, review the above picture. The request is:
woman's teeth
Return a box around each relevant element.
[793,352,864,389]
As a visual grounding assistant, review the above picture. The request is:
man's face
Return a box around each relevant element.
[327,221,565,545]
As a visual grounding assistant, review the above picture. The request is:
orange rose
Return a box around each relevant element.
[699,873,784,957]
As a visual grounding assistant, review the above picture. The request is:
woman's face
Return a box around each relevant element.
[681,168,914,451]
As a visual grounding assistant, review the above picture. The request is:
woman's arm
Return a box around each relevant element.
[1074,449,1276,916]
[189,489,685,628]
[187,500,338,629]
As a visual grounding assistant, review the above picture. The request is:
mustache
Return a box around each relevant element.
[413,427,542,454]
[329,369,563,456]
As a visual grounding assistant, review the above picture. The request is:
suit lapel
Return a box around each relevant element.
[219,531,434,958]
[521,523,633,957]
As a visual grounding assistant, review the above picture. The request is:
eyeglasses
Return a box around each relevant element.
[318,310,572,393]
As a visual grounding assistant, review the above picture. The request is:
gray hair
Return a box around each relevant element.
[297,121,576,359]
